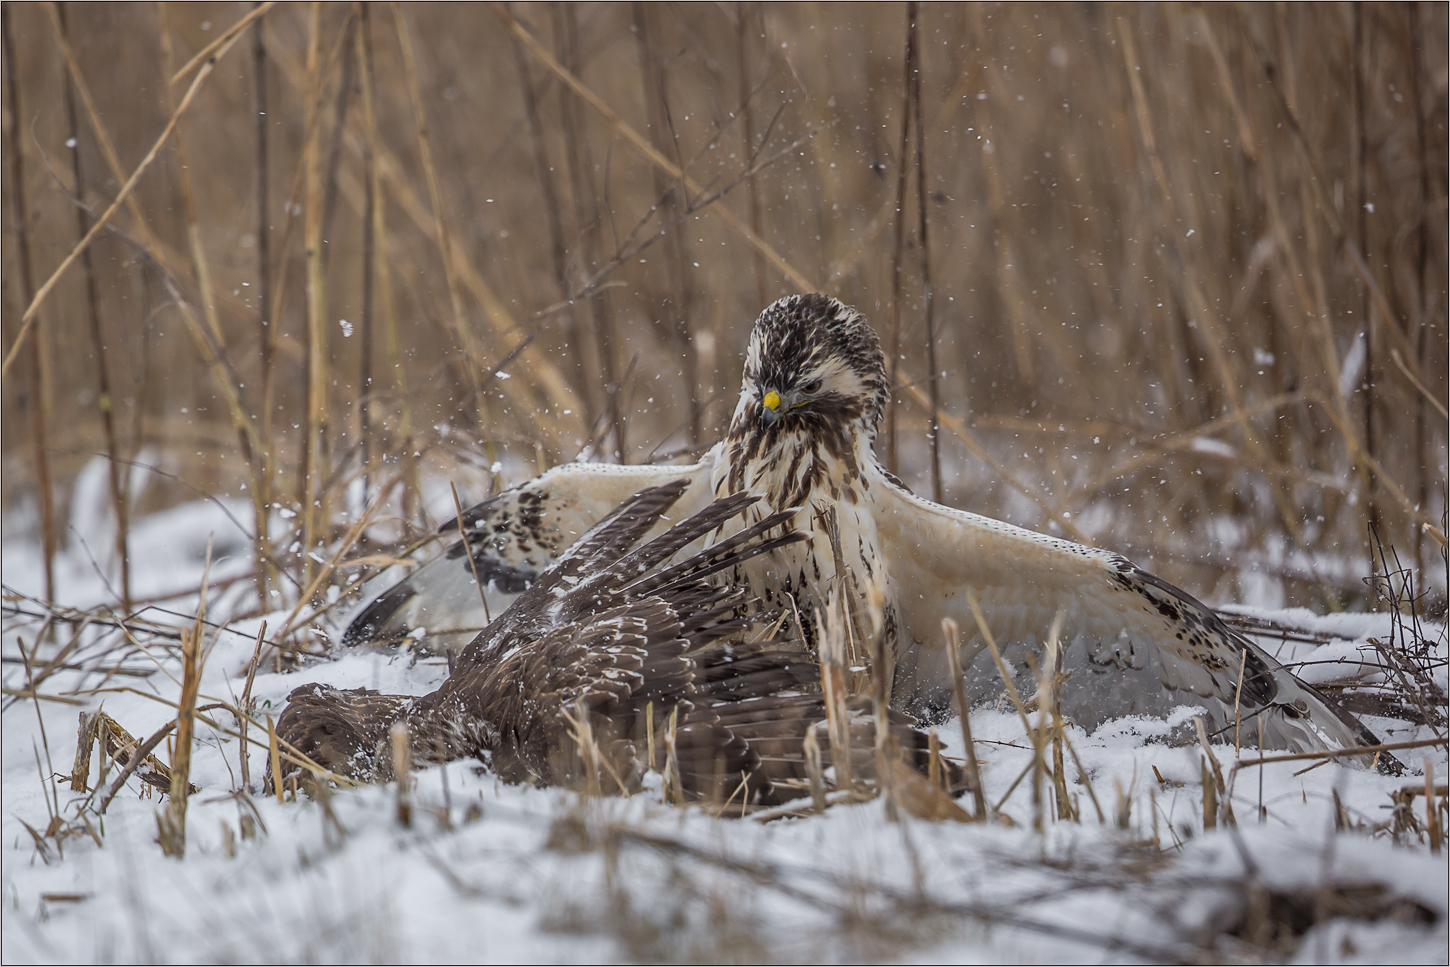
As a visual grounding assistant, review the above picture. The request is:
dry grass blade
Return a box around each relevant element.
[1234,736,1448,769]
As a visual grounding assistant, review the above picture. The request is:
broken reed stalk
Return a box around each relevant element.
[883,1,917,476]
[1040,613,1073,822]
[1193,716,1232,827]
[941,617,986,818]
[57,2,129,611]
[157,626,203,857]
[2,6,57,603]
[70,711,98,792]
[391,720,412,826]
[818,592,853,791]
[663,705,682,805]
[238,621,267,791]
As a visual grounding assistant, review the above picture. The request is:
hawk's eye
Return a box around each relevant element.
[801,378,823,395]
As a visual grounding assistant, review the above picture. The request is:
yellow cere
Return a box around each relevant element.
[762,389,782,412]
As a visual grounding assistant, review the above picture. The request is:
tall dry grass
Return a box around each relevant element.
[2,2,1446,617]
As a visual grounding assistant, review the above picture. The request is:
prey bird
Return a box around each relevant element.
[280,482,954,805]
[343,294,1389,762]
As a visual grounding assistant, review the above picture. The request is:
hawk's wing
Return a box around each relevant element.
[341,454,718,651]
[871,471,1382,756]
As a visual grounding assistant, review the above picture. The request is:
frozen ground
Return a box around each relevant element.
[3,494,1447,964]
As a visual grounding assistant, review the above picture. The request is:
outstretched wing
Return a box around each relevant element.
[341,454,719,651]
[872,471,1382,756]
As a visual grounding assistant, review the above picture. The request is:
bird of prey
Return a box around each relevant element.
[343,293,1386,760]
[280,482,954,806]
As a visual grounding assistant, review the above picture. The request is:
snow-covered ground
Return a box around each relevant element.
[3,495,1446,964]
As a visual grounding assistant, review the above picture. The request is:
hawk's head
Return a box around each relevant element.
[730,294,888,446]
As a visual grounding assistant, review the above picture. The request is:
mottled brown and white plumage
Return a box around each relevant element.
[343,294,1388,761]
[281,482,948,804]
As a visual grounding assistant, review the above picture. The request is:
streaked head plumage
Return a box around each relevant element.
[734,294,888,441]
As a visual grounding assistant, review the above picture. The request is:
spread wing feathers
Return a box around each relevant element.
[281,487,957,805]
[341,459,715,650]
[873,474,1382,756]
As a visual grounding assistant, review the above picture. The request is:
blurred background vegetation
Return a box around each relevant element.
[2,2,1446,620]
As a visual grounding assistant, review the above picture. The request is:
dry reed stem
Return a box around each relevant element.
[803,723,826,812]
[300,0,331,589]
[354,7,420,510]
[866,582,899,822]
[3,9,251,376]
[818,594,853,792]
[449,480,492,629]
[253,3,275,606]
[157,625,202,857]
[69,711,98,792]
[493,2,818,292]
[910,14,942,506]
[56,2,129,610]
[168,2,276,85]
[4,6,57,603]
[884,3,916,474]
[1391,349,1449,422]
[237,621,267,791]
[940,617,986,818]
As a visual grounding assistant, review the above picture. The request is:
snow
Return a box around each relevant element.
[3,498,1446,964]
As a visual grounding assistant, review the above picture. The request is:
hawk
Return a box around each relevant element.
[344,294,1386,760]
[280,482,954,805]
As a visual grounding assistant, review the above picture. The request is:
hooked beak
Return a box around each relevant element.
[761,389,783,426]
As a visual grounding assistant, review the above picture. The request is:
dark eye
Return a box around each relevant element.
[801,378,823,395]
